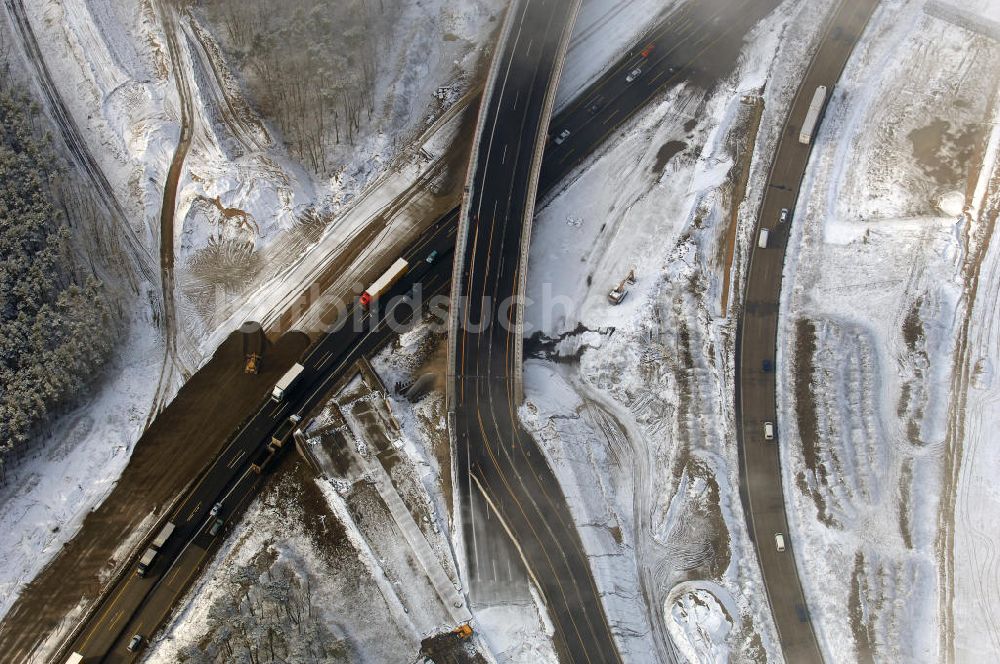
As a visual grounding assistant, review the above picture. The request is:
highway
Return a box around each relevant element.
[66,214,458,662]
[450,0,785,662]
[736,0,880,662]
[49,0,793,660]
[448,0,626,661]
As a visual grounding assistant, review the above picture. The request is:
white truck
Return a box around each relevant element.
[136,521,177,576]
[799,85,827,144]
[151,522,175,549]
[360,258,409,308]
[757,228,770,249]
[65,654,84,664]
[271,363,305,402]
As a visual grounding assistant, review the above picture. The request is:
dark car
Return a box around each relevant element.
[762,359,773,372]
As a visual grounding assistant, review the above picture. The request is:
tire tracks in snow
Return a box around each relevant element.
[146,0,196,426]
[938,83,1000,661]
[3,0,158,285]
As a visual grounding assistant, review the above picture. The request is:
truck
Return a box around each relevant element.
[136,521,177,576]
[65,653,84,664]
[798,85,827,144]
[757,228,770,249]
[360,258,409,308]
[151,522,175,550]
[136,547,158,577]
[271,363,305,402]
[251,446,275,474]
[270,414,302,451]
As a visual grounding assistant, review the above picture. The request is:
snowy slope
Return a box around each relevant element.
[775,0,1000,661]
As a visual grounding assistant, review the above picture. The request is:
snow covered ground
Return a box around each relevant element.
[0,0,500,629]
[148,463,430,663]
[775,0,1000,662]
[556,0,680,110]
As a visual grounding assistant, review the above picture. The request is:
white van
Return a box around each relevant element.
[758,228,770,249]
[764,421,774,440]
[775,533,786,552]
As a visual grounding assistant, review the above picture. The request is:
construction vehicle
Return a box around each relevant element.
[240,321,265,374]
[360,258,409,308]
[251,446,275,474]
[799,85,828,144]
[608,268,636,305]
[270,414,302,451]
[452,624,473,639]
[244,353,260,374]
[271,363,305,402]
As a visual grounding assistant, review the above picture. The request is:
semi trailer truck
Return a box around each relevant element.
[799,85,827,144]
[271,363,305,402]
[360,258,409,308]
[135,521,176,576]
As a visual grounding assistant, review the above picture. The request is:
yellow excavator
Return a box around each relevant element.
[244,353,261,374]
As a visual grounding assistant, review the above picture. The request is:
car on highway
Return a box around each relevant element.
[209,518,224,537]
[126,634,144,652]
[626,67,642,83]
[775,533,786,552]
[762,359,773,372]
[425,250,438,264]
[641,43,655,57]
[779,207,790,223]
[209,501,223,517]
[764,421,774,440]
[588,102,601,114]
[553,129,571,145]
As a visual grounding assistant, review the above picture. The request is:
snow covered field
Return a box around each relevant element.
[776,0,1000,662]
[0,0,500,631]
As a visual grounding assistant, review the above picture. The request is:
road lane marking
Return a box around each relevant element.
[227,449,246,469]
[107,609,125,632]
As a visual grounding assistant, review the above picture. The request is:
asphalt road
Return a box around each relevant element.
[451,0,784,662]
[736,0,880,662]
[449,0,627,661]
[67,215,458,663]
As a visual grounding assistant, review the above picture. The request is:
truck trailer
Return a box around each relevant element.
[798,85,827,144]
[151,522,175,550]
[271,363,305,402]
[360,258,409,308]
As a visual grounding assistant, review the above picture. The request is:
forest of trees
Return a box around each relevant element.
[176,560,351,663]
[201,0,404,175]
[0,87,115,481]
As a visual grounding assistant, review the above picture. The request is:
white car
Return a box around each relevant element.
[779,207,790,223]
[764,421,774,440]
[209,501,223,517]
[553,129,571,145]
[127,634,144,652]
[626,67,642,83]
[775,533,786,552]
